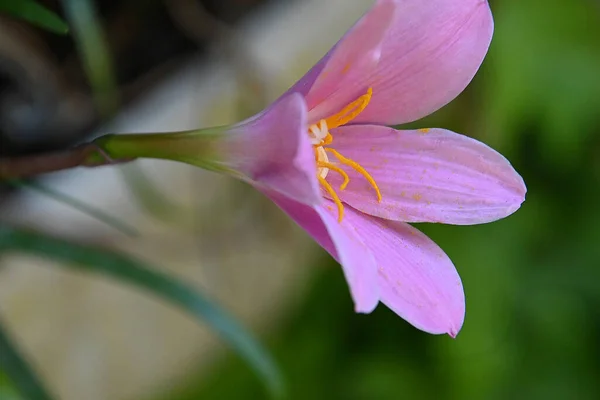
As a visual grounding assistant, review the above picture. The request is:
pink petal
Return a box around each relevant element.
[350,0,494,125]
[303,0,396,123]
[342,208,465,336]
[328,126,526,225]
[225,93,321,205]
[267,190,464,335]
[267,191,379,313]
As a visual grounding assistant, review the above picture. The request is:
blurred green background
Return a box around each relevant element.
[1,0,600,399]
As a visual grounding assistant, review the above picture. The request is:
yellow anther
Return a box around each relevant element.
[319,176,344,222]
[317,161,350,189]
[325,87,373,129]
[325,148,382,202]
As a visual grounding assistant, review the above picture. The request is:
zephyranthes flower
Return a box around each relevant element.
[95,0,525,336]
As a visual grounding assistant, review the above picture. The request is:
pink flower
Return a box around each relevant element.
[103,0,525,336]
[249,0,525,337]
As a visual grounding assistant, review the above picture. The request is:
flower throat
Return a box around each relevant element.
[308,88,382,222]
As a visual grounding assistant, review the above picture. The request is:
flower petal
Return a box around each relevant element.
[341,208,465,336]
[328,126,526,225]
[226,93,321,205]
[303,0,396,123]
[351,0,494,125]
[267,191,379,313]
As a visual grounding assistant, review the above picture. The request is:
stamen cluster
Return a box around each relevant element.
[308,88,382,222]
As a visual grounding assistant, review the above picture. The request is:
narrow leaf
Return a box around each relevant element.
[0,226,283,397]
[60,0,119,114]
[0,0,68,34]
[0,316,55,400]
[7,179,138,237]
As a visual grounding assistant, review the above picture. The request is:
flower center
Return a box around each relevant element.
[308,88,382,222]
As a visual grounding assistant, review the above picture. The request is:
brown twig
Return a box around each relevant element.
[0,143,133,180]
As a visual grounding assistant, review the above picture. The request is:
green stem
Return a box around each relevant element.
[0,128,227,181]
[91,129,229,173]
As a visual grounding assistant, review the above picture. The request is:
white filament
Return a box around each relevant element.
[308,120,329,145]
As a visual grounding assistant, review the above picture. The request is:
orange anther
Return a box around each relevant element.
[325,148,382,202]
[325,87,373,129]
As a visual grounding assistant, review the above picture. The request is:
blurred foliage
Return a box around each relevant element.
[0,0,68,34]
[61,0,119,114]
[120,164,190,226]
[1,0,599,399]
[0,226,282,398]
[162,0,600,399]
[1,0,284,399]
[6,179,139,236]
[0,317,53,400]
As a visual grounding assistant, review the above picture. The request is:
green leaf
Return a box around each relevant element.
[0,316,55,400]
[7,179,139,237]
[0,0,68,34]
[0,226,283,398]
[60,0,119,114]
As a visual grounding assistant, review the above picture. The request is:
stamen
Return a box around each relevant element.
[325,148,382,202]
[317,161,350,189]
[319,176,344,222]
[325,87,373,129]
[308,87,381,223]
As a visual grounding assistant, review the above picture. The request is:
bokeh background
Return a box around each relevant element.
[1,0,599,399]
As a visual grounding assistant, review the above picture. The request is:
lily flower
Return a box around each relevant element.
[95,0,525,336]
[265,0,525,337]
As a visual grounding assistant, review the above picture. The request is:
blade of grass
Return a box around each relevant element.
[0,225,283,398]
[60,0,119,114]
[6,179,138,237]
[0,0,68,34]
[0,316,55,400]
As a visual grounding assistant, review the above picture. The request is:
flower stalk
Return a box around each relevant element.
[0,128,227,180]
[89,129,231,173]
[0,143,123,180]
